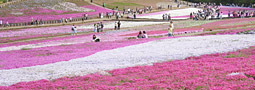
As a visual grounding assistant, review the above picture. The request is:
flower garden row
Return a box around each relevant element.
[1,43,255,89]
[0,5,112,24]
[1,6,255,89]
[0,34,255,86]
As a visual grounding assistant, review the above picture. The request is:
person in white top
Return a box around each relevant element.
[128,8,131,14]
[0,20,2,27]
[70,17,72,22]
[220,12,223,19]
[142,31,148,38]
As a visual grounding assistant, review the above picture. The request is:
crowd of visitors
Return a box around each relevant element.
[93,22,104,32]
[114,21,121,30]
[162,14,172,21]
[190,3,255,20]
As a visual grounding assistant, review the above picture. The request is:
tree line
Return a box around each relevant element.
[183,0,255,6]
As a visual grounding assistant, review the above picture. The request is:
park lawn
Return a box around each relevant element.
[64,0,91,6]
[105,2,144,10]
[0,0,4,4]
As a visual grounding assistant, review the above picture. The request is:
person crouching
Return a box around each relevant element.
[92,35,100,42]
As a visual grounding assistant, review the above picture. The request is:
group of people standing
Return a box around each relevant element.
[31,18,43,25]
[229,10,255,18]
[137,21,174,39]
[114,21,121,30]
[162,14,172,21]
[94,22,104,33]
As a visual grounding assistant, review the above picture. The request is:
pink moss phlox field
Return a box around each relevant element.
[220,6,255,14]
[0,38,157,70]
[201,18,255,30]
[0,30,97,48]
[0,5,112,24]
[199,27,255,35]
[1,46,255,89]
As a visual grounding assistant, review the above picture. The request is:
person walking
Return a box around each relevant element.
[117,21,121,29]
[228,11,231,18]
[97,23,100,32]
[133,13,136,19]
[103,2,105,7]
[168,14,171,21]
[162,14,165,20]
[168,21,174,37]
[6,21,9,27]
[115,21,118,30]
[220,12,223,19]
[71,24,77,35]
[100,22,104,32]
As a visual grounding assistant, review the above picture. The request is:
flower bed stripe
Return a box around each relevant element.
[1,34,255,86]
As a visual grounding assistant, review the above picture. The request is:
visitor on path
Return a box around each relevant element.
[162,14,165,20]
[94,24,97,32]
[106,12,109,18]
[84,14,88,20]
[40,19,43,25]
[103,2,105,7]
[220,12,223,19]
[168,21,174,37]
[35,19,38,25]
[59,19,62,23]
[142,31,148,38]
[250,12,254,17]
[115,21,118,30]
[97,23,100,32]
[133,13,136,19]
[6,21,9,27]
[0,20,2,27]
[137,31,143,39]
[71,25,77,35]
[117,21,121,30]
[65,19,68,23]
[128,8,130,14]
[70,17,72,22]
[109,12,112,18]
[90,0,93,3]
[31,17,34,25]
[190,12,193,19]
[100,22,104,32]
[92,35,100,42]
[228,11,231,18]
[168,14,171,21]
[116,12,120,19]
